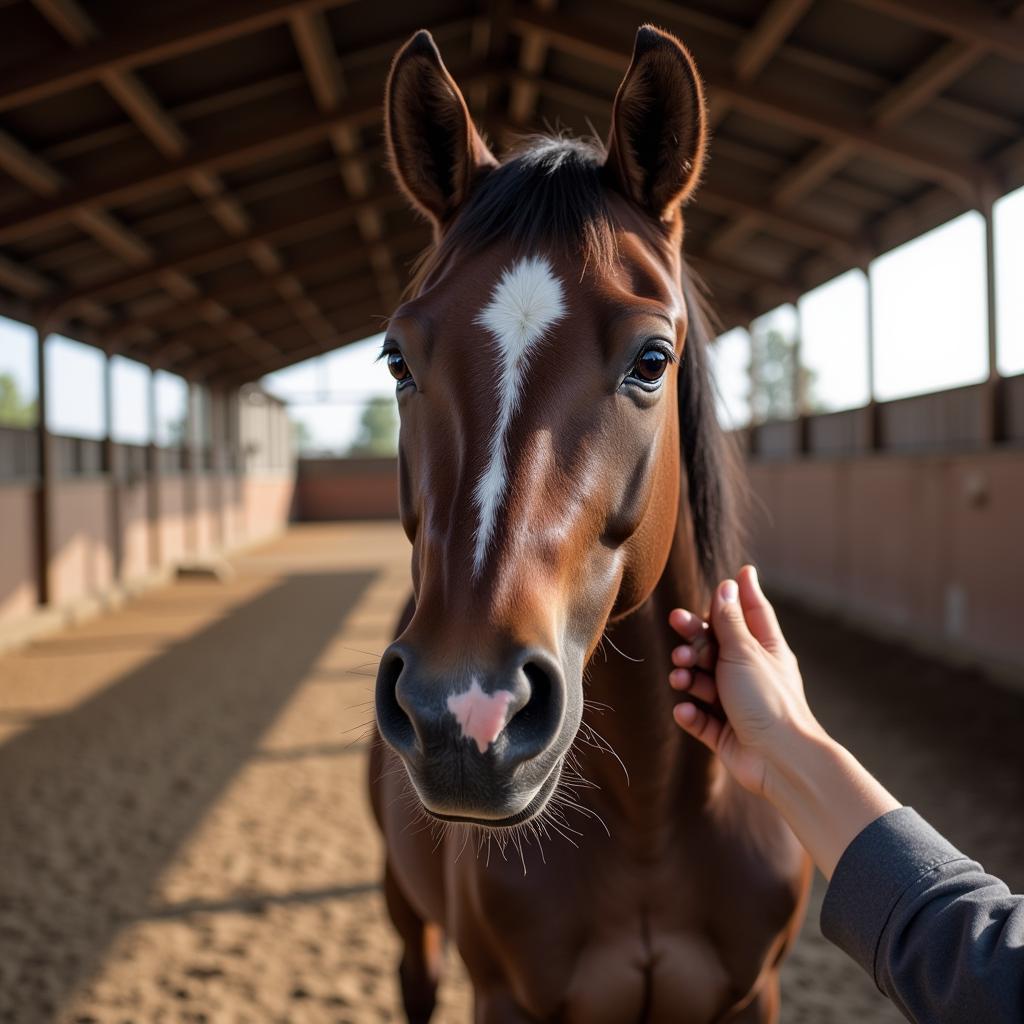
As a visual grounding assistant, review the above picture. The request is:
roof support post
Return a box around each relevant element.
[226,388,242,544]
[183,381,199,555]
[793,301,810,456]
[209,387,226,550]
[34,326,53,606]
[982,195,1005,446]
[745,320,760,458]
[146,366,161,569]
[864,264,882,452]
[103,349,123,583]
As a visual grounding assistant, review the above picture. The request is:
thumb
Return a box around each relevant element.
[710,579,753,659]
[738,565,786,652]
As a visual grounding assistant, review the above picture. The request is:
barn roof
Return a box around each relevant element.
[1,0,1021,384]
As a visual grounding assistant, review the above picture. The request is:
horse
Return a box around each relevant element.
[368,25,811,1023]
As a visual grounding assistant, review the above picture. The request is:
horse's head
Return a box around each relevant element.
[374,26,735,826]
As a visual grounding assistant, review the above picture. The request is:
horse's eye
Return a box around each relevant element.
[631,346,669,384]
[387,351,410,382]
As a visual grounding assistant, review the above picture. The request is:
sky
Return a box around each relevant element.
[1,185,1022,445]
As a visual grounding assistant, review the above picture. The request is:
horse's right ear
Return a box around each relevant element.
[385,31,496,230]
[605,26,708,223]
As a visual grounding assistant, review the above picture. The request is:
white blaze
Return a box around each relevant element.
[473,256,567,574]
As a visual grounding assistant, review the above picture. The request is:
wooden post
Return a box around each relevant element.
[209,387,226,549]
[982,195,1004,445]
[864,265,882,452]
[146,367,161,568]
[34,327,53,606]
[183,380,198,554]
[793,302,809,455]
[746,320,760,457]
[103,351,123,583]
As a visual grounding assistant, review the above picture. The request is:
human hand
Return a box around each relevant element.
[668,566,826,799]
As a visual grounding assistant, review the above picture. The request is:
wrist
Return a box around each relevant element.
[761,723,900,879]
[761,720,838,808]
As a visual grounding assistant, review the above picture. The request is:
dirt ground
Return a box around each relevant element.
[1,522,1022,1023]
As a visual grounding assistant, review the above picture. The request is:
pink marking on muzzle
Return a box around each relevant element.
[446,679,515,754]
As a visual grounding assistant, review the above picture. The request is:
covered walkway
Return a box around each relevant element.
[1,523,1022,1022]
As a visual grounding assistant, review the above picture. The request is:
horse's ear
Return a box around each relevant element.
[385,30,497,228]
[605,26,708,222]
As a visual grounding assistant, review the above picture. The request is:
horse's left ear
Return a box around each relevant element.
[385,30,497,229]
[605,26,708,222]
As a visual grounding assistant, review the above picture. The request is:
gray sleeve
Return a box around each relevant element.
[821,806,1024,1024]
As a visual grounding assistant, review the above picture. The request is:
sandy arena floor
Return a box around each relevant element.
[1,523,1022,1023]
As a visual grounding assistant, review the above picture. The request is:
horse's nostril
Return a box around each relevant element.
[376,649,415,752]
[505,658,559,754]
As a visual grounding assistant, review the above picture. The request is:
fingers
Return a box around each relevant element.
[672,701,722,753]
[670,635,716,671]
[668,667,718,705]
[668,607,704,641]
[709,578,754,658]
[737,565,785,652]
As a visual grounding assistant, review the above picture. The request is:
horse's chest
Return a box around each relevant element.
[561,926,732,1024]
[453,829,801,1023]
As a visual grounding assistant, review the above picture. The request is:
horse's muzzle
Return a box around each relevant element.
[374,642,569,824]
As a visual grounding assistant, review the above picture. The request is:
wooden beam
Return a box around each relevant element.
[290,8,402,306]
[706,7,1017,260]
[0,0,345,113]
[510,7,990,199]
[0,128,63,193]
[105,225,427,346]
[844,0,1024,65]
[0,253,52,298]
[170,293,387,377]
[709,0,813,128]
[871,40,983,128]
[47,185,400,315]
[734,0,814,81]
[290,8,341,111]
[508,0,558,123]
[207,316,389,384]
[689,252,801,302]
[0,95,379,245]
[130,273,381,367]
[0,61,490,248]
[698,183,866,261]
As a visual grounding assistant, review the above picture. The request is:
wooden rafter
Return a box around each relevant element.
[844,0,1024,64]
[509,8,991,200]
[706,2,1024,260]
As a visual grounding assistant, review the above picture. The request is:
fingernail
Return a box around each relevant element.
[749,565,761,591]
[669,669,691,689]
[721,579,738,603]
[673,702,696,723]
[672,645,693,666]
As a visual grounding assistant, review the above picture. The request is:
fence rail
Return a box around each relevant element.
[748,373,1024,460]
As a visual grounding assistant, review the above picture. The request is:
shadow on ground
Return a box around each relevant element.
[0,570,373,1023]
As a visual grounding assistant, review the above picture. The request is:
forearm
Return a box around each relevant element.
[765,727,901,880]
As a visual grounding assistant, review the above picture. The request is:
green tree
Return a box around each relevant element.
[0,373,37,427]
[291,417,313,453]
[346,396,398,457]
[749,329,819,421]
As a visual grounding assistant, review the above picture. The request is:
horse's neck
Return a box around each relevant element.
[577,524,719,846]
